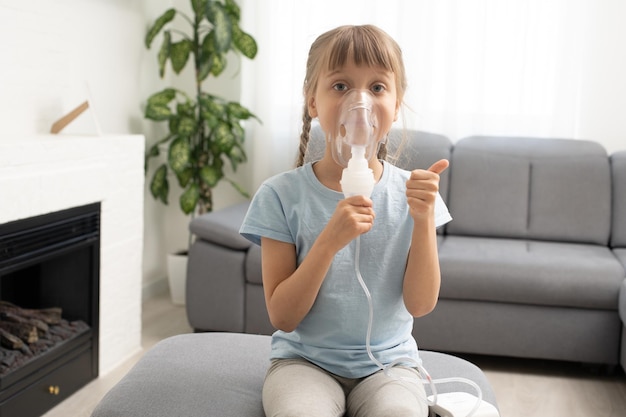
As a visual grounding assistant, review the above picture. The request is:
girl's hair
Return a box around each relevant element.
[296,25,407,167]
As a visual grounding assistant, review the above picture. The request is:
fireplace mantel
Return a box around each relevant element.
[0,134,145,374]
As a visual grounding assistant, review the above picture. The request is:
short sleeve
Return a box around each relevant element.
[239,183,295,246]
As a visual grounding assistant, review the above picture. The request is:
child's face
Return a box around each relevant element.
[309,60,400,151]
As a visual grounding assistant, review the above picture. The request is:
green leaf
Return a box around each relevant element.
[201,31,216,57]
[177,101,195,118]
[170,39,193,74]
[210,54,227,77]
[145,104,172,121]
[168,136,191,175]
[168,117,179,135]
[175,167,193,188]
[198,59,213,81]
[192,0,207,16]
[147,88,177,106]
[214,122,235,151]
[229,122,244,142]
[199,95,226,118]
[146,143,160,158]
[206,2,232,53]
[180,183,200,214]
[145,8,176,48]
[199,165,222,187]
[145,88,177,120]
[150,164,169,204]
[224,0,241,21]
[158,31,171,78]
[232,25,257,59]
[227,145,246,170]
[199,32,218,80]
[177,116,196,136]
[145,134,175,169]
[144,143,160,172]
[227,102,253,120]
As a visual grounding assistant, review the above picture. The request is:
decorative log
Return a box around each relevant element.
[0,322,38,344]
[0,328,24,350]
[0,301,62,325]
[29,318,50,336]
[1,310,49,335]
[0,300,90,376]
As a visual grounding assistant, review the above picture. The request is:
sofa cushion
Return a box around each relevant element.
[611,151,626,248]
[447,136,612,245]
[615,249,626,270]
[245,244,263,284]
[438,236,623,309]
[190,201,251,249]
[619,280,626,326]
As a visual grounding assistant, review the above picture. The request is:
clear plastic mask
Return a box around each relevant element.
[330,90,380,168]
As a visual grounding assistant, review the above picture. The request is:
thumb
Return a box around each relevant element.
[428,159,449,175]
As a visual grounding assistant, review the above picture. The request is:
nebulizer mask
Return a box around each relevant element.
[330,89,380,198]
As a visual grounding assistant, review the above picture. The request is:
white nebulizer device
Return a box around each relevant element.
[335,90,499,417]
[332,89,379,198]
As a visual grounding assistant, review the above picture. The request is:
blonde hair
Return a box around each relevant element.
[296,25,407,167]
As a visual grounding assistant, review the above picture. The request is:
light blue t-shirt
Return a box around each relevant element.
[240,161,452,378]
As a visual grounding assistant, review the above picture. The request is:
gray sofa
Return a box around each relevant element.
[187,130,626,370]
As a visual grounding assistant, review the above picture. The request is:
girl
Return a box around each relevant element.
[240,25,451,417]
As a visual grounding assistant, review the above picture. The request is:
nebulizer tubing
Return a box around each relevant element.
[351,211,483,417]
[337,90,483,417]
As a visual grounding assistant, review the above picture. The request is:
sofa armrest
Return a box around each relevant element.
[189,201,251,250]
[611,151,626,248]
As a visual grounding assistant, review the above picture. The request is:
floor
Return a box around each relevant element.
[42,292,626,417]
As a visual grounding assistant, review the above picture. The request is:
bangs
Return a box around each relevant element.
[324,26,399,73]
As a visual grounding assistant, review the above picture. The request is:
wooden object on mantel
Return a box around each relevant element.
[50,100,90,134]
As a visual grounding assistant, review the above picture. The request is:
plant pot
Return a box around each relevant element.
[167,251,188,305]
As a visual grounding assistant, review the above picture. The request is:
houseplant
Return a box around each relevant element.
[144,0,259,303]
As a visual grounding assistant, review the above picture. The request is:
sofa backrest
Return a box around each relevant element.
[611,150,626,248]
[446,136,612,245]
[306,126,453,201]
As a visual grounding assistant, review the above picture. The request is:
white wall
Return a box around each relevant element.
[576,1,626,153]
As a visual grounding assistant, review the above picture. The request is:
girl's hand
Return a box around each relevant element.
[406,159,449,221]
[322,196,375,252]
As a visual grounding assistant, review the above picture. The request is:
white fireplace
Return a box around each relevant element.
[0,134,144,375]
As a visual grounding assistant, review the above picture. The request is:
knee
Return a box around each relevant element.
[378,404,427,417]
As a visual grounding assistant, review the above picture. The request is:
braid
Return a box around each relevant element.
[296,103,312,167]
[377,140,388,161]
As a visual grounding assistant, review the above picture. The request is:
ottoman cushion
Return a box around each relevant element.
[92,333,497,417]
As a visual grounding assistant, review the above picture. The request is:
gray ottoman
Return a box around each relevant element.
[91,333,498,417]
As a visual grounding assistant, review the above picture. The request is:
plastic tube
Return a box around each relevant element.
[335,89,482,416]
[352,239,484,417]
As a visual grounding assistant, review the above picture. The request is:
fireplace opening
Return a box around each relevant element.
[0,203,100,417]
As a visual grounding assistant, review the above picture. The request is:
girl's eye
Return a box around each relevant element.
[333,83,348,92]
[372,84,385,93]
